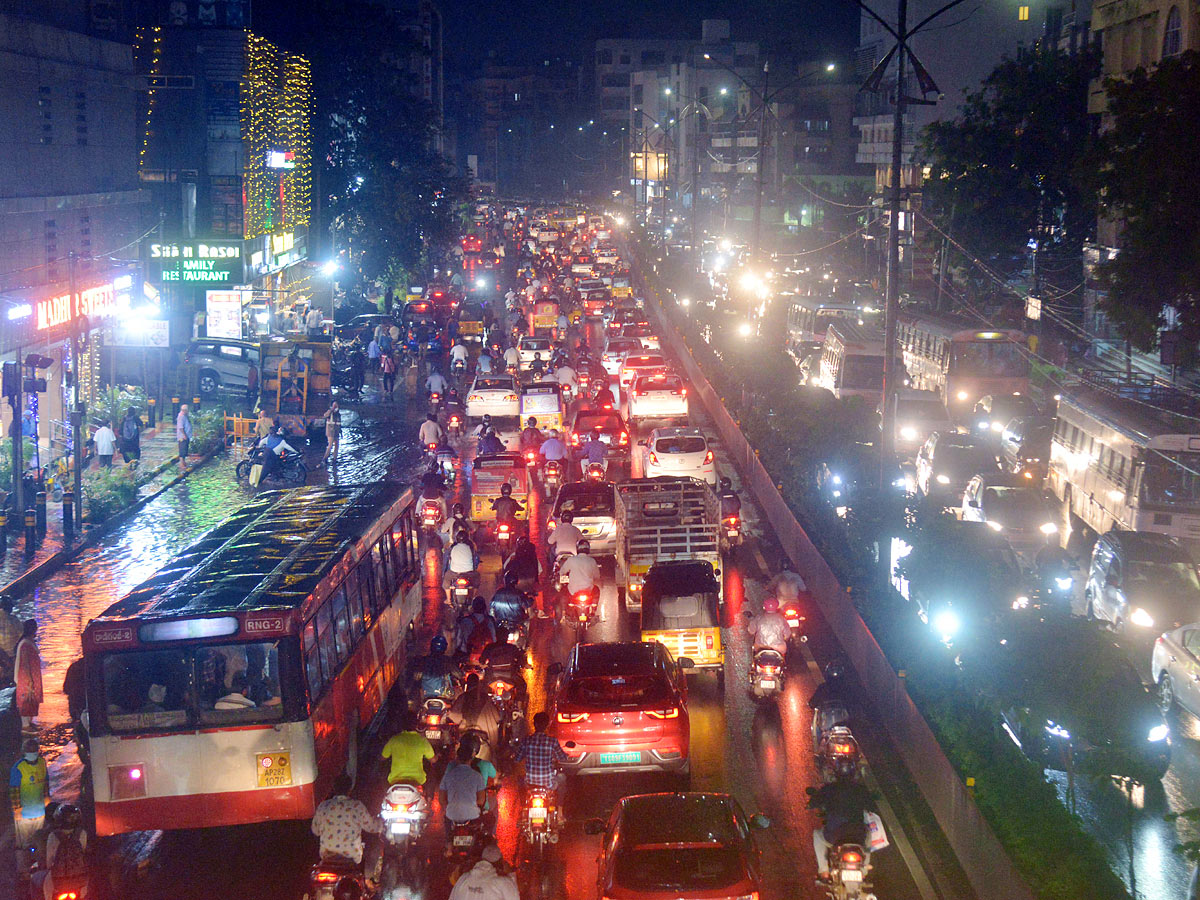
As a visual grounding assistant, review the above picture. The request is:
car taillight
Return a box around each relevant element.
[557,711,590,723]
[704,450,714,463]
[619,432,628,446]
[841,849,863,868]
[505,393,518,401]
[648,451,659,465]
[646,708,679,719]
[570,433,579,446]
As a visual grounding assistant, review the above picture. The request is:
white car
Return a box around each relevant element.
[466,374,520,418]
[517,335,552,370]
[615,322,660,351]
[596,247,620,266]
[619,353,668,394]
[601,337,642,376]
[627,373,688,422]
[639,426,716,485]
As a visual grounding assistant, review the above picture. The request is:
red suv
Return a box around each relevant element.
[550,641,691,777]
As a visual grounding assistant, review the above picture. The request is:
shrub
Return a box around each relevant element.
[190,408,226,456]
[83,466,139,523]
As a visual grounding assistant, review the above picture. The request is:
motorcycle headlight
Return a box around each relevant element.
[1148,724,1169,743]
[986,520,1003,532]
[899,426,918,441]
[933,609,961,640]
[1130,607,1155,628]
[936,474,951,485]
[1054,577,1073,590]
[1039,522,1059,535]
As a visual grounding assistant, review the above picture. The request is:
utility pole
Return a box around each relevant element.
[11,350,23,518]
[692,106,702,270]
[68,251,83,512]
[750,60,770,266]
[879,0,908,486]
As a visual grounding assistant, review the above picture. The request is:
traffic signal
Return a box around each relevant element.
[22,376,46,394]
[1,361,17,398]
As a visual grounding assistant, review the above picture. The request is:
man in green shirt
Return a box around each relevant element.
[381,713,436,795]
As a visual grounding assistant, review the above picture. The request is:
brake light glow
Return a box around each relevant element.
[557,712,590,723]
[841,849,863,867]
[619,432,629,446]
[648,452,659,465]
[531,795,546,808]
[315,871,340,883]
[425,714,440,724]
[704,450,714,464]
[55,893,79,900]
[759,664,780,675]
[831,741,856,755]
[646,708,680,719]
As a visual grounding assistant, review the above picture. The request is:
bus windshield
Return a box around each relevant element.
[1140,451,1200,507]
[950,341,1028,378]
[100,639,285,732]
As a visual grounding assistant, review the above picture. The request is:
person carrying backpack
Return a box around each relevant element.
[120,407,143,463]
[31,803,88,900]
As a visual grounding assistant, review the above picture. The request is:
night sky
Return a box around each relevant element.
[251,0,858,73]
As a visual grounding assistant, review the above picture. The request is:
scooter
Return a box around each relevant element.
[585,461,606,482]
[750,648,786,700]
[542,458,565,497]
[306,856,376,900]
[380,782,428,887]
[722,513,742,550]
[494,518,517,556]
[236,447,307,486]
[566,586,598,636]
[448,573,476,611]
[820,844,873,900]
[817,725,863,784]
[420,499,444,532]
[420,697,454,754]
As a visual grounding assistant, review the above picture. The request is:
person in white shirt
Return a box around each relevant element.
[554,363,578,393]
[450,343,470,365]
[426,370,449,396]
[449,844,519,900]
[305,306,322,336]
[92,420,118,468]
[559,541,599,594]
[547,512,583,559]
[311,775,380,871]
[767,559,808,603]
[418,413,445,447]
[503,346,520,371]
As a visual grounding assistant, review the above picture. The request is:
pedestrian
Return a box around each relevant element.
[254,408,273,442]
[176,403,192,469]
[389,321,401,344]
[367,336,382,379]
[380,351,397,395]
[305,305,322,338]
[322,402,342,465]
[9,738,49,872]
[93,420,116,469]
[0,596,21,685]
[15,619,42,732]
[246,361,258,406]
[120,407,143,463]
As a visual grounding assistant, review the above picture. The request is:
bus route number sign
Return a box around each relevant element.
[245,615,287,636]
[256,752,292,788]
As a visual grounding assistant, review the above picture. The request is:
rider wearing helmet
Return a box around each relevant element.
[747,595,790,657]
[808,662,850,714]
[413,635,461,700]
[546,510,583,559]
[478,427,505,456]
[472,414,494,439]
[718,476,741,519]
[519,417,543,453]
[441,501,473,543]
[558,539,599,597]
[490,482,524,524]
[767,558,807,605]
[489,571,533,628]
[32,803,88,900]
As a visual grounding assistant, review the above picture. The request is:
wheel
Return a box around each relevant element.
[1158,675,1177,717]
[286,462,308,485]
[197,369,220,397]
[235,459,251,481]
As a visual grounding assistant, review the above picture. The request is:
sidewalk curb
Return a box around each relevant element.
[0,444,225,599]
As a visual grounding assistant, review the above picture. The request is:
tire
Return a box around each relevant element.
[285,461,307,485]
[197,369,220,397]
[235,459,251,481]
[1159,675,1177,717]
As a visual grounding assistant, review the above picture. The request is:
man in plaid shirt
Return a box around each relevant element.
[514,711,569,789]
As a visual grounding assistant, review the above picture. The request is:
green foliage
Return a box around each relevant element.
[91,385,149,428]
[1094,50,1200,350]
[189,408,226,456]
[82,466,138,523]
[922,46,1099,273]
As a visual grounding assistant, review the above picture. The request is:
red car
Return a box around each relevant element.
[589,792,768,900]
[550,641,691,776]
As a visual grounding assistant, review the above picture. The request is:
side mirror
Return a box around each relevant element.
[637,439,647,446]
[584,818,606,835]
[677,656,695,669]
[969,499,981,508]
[750,813,771,829]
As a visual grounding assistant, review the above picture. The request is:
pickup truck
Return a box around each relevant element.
[615,477,721,612]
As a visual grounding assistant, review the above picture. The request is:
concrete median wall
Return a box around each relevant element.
[637,276,1037,900]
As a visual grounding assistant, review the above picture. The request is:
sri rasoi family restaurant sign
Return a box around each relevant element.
[149,240,243,285]
[36,282,117,332]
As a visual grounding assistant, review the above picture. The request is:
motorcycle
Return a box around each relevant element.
[817,725,863,784]
[503,618,529,651]
[446,410,464,438]
[542,458,564,497]
[585,460,606,482]
[722,514,742,550]
[812,702,851,756]
[437,449,456,483]
[420,498,444,533]
[306,856,375,900]
[429,390,443,410]
[520,786,561,860]
[494,518,517,556]
[445,817,487,865]
[451,357,466,377]
[750,648,786,700]
[566,586,598,636]
[821,844,873,900]
[236,447,307,486]
[380,782,428,887]
[420,696,455,754]
[448,573,476,611]
[779,595,809,643]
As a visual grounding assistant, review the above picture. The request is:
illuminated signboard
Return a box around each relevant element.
[36,283,116,332]
[266,150,295,169]
[270,231,295,257]
[148,240,243,285]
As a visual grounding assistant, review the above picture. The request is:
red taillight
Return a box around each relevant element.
[703,450,714,464]
[570,433,579,446]
[55,893,79,900]
[531,794,546,808]
[557,711,589,723]
[456,576,470,586]
[841,849,863,868]
[498,524,510,534]
[646,708,680,719]
[760,664,780,674]
[315,871,340,883]
[649,451,659,465]
[831,741,856,755]
[705,633,714,649]
[425,714,440,724]
[619,432,628,446]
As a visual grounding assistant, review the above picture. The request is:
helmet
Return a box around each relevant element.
[824,661,845,682]
[576,539,591,554]
[472,596,488,614]
[452,502,465,517]
[719,477,732,492]
[482,414,492,424]
[560,511,574,524]
[53,804,82,830]
[527,417,538,427]
[780,558,793,572]
[430,635,448,654]
[455,528,469,543]
[763,596,779,613]
[500,483,512,496]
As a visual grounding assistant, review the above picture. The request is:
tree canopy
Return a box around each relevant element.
[921,46,1099,275]
[1095,50,1200,350]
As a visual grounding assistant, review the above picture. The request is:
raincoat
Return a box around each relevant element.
[15,635,42,717]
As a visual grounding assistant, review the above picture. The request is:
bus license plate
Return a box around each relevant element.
[256,752,292,787]
[841,870,863,884]
[599,751,640,765]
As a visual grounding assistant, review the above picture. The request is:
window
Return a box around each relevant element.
[331,590,352,662]
[316,602,337,680]
[345,570,365,638]
[632,84,643,105]
[357,556,377,623]
[603,74,628,87]
[304,620,323,697]
[218,344,244,359]
[1163,6,1182,56]
[641,50,665,65]
[597,49,613,66]
[619,53,630,65]
[602,96,627,110]
[1018,5,1030,20]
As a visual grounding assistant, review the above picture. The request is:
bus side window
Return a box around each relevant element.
[357,557,376,630]
[331,589,352,662]
[303,620,323,699]
[346,565,366,638]
[374,540,394,601]
[316,603,337,684]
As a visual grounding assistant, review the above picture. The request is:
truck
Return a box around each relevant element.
[258,340,332,438]
[615,478,721,612]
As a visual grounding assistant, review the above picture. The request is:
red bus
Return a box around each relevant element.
[82,483,423,836]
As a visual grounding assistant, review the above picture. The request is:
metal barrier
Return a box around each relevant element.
[638,275,1038,900]
[225,414,257,451]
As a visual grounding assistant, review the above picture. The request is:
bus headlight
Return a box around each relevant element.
[1130,607,1155,628]
[899,426,918,441]
[1039,522,1059,535]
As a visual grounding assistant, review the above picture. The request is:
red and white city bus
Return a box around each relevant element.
[82,483,423,836]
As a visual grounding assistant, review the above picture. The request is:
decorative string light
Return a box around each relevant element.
[135,26,163,170]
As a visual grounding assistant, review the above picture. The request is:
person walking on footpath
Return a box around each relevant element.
[380,351,397,396]
[120,407,143,463]
[0,596,21,685]
[15,619,43,732]
[93,420,117,469]
[322,402,342,466]
[176,403,192,470]
[9,737,49,872]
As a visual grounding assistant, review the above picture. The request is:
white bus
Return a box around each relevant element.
[816,321,901,401]
[1048,374,1200,552]
[785,294,861,361]
[896,311,1029,418]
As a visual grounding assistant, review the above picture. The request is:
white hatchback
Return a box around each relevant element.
[627,373,688,422]
[639,426,716,485]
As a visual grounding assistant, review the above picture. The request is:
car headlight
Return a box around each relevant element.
[1130,607,1155,628]
[1039,522,1059,535]
[1148,724,1169,743]
[956,390,969,401]
[831,490,842,498]
[976,420,989,431]
[933,609,961,640]
[991,421,1004,432]
[985,520,1003,532]
[475,277,487,288]
[899,426,918,441]
[1054,577,1073,590]
[831,474,843,485]
[935,474,951,485]
[1012,595,1029,610]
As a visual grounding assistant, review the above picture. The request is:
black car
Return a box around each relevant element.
[334,314,399,343]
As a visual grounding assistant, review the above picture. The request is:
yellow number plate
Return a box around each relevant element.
[256,752,292,788]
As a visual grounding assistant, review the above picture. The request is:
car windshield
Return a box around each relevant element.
[940,446,995,476]
[623,324,654,337]
[475,378,514,391]
[563,674,673,708]
[1128,560,1200,594]
[656,436,707,454]
[613,846,744,892]
[100,640,284,733]
[522,339,550,351]
[1140,452,1200,507]
[950,341,1029,378]
[984,487,1050,522]
[637,376,683,392]
[842,354,886,390]
[606,341,640,355]
[556,488,615,517]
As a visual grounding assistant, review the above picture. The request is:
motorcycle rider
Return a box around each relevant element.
[746,596,791,657]
[504,534,542,596]
[381,712,436,796]
[558,539,600,616]
[539,428,568,467]
[478,427,505,456]
[489,572,533,629]
[450,341,470,371]
[30,803,88,900]
[547,511,583,561]
[767,558,808,606]
[481,625,528,702]
[514,711,569,797]
[447,673,502,762]
[256,426,298,482]
[418,412,445,448]
[807,777,875,880]
[519,417,544,454]
[809,661,852,749]
[529,353,546,377]
[490,483,524,526]
[471,414,494,439]
[592,383,616,409]
[426,368,449,400]
[448,844,519,900]
[1034,537,1075,604]
[418,459,448,522]
[502,344,520,372]
[456,597,497,658]
[443,529,480,602]
[576,430,608,478]
[718,476,742,520]
[439,741,487,839]
[411,635,461,702]
[477,348,495,375]
[440,502,474,544]
[311,774,382,879]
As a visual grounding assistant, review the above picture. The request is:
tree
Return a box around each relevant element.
[921,46,1099,277]
[1095,51,1200,350]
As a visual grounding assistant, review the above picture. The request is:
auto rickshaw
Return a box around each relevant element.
[520,382,566,432]
[611,275,633,299]
[639,560,725,686]
[528,298,560,337]
[470,452,530,522]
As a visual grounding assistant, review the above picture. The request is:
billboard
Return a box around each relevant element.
[149,240,243,285]
[206,290,247,339]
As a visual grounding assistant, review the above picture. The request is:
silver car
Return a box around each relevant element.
[185,338,262,397]
[550,481,617,556]
[1152,623,1200,724]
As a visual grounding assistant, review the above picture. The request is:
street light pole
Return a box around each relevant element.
[750,60,770,266]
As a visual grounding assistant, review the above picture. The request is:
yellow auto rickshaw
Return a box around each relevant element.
[528,298,560,337]
[611,275,633,299]
[639,560,725,684]
[520,382,565,432]
[470,452,530,522]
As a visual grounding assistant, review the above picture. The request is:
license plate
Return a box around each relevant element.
[389,822,411,836]
[425,729,442,740]
[599,751,640,765]
[453,834,475,847]
[528,807,548,821]
[760,680,777,689]
[256,752,292,787]
[841,870,863,884]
